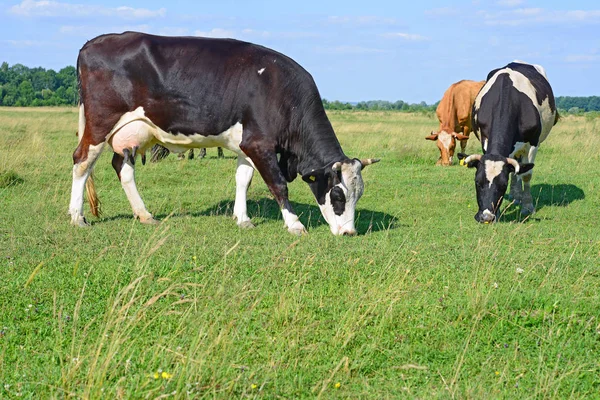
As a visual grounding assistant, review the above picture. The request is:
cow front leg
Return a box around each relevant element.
[233,156,255,229]
[509,173,523,204]
[69,142,106,227]
[112,152,158,224]
[240,143,306,235]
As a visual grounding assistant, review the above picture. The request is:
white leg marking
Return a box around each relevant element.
[282,208,306,235]
[69,142,105,226]
[69,165,90,226]
[233,156,255,228]
[120,162,154,222]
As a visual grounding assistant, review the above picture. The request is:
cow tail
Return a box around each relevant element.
[76,57,101,218]
[86,174,101,217]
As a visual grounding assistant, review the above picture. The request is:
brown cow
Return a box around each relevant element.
[425,80,485,166]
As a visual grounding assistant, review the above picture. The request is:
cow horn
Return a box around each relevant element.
[464,154,482,164]
[506,158,520,174]
[360,158,380,169]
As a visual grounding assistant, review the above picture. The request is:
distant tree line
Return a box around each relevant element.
[0,62,77,106]
[554,96,600,114]
[322,99,438,112]
[1,62,599,115]
[324,96,600,115]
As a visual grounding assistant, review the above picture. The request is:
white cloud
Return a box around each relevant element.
[194,28,236,38]
[380,32,428,41]
[513,8,542,16]
[59,24,151,37]
[9,0,165,19]
[497,0,524,6]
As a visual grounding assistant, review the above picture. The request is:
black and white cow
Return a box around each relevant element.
[68,32,378,235]
[460,61,558,223]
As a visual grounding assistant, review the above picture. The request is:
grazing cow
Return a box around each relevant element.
[68,32,378,235]
[460,61,558,223]
[425,80,485,166]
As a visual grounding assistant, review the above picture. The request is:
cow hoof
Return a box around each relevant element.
[139,216,160,225]
[238,220,255,229]
[72,216,90,227]
[520,206,535,216]
[288,226,307,236]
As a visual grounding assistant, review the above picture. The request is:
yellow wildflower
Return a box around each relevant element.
[153,372,159,379]
[334,382,341,389]
[251,384,258,389]
[161,372,173,379]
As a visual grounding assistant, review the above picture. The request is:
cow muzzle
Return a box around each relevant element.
[475,209,496,224]
[330,223,357,236]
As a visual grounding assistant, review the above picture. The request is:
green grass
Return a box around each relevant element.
[0,107,599,399]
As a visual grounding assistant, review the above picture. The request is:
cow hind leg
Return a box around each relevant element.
[520,146,538,215]
[233,156,255,229]
[112,152,158,224]
[520,173,535,215]
[69,141,106,227]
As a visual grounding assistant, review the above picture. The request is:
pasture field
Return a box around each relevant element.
[0,107,599,399]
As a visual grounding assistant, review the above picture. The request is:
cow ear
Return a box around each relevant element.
[466,159,480,169]
[302,169,322,183]
[425,132,438,141]
[453,133,469,140]
[457,153,468,166]
[516,163,534,175]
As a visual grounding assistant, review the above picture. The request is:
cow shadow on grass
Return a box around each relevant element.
[500,183,584,222]
[117,197,397,234]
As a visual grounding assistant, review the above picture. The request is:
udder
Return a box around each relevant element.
[109,121,156,158]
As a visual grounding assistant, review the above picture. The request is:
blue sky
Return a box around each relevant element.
[1,0,599,103]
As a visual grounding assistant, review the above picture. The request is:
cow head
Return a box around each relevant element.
[302,158,379,235]
[462,153,534,223]
[425,130,469,166]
